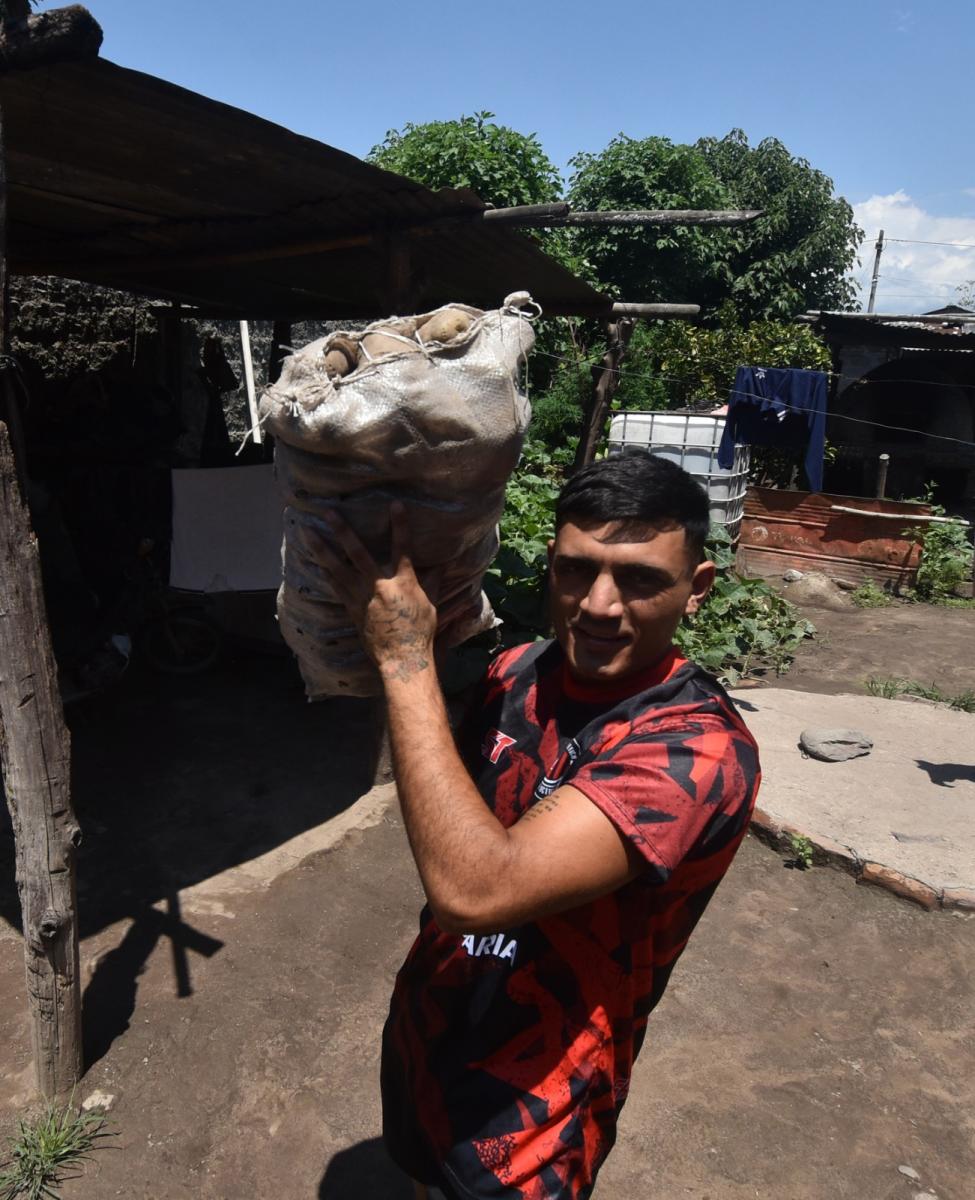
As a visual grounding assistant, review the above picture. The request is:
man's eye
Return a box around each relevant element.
[619,573,667,595]
[556,561,594,581]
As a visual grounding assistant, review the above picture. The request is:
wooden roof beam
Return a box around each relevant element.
[480,207,763,229]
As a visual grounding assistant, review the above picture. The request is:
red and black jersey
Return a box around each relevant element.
[382,640,761,1200]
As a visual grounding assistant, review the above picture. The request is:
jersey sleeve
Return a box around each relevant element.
[569,715,760,880]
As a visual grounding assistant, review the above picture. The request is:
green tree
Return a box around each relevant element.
[567,136,734,310]
[697,131,862,318]
[567,130,862,322]
[367,111,562,210]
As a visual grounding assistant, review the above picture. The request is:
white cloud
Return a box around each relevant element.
[893,8,916,34]
[850,191,975,313]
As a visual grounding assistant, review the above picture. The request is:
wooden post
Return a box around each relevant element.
[239,320,262,445]
[385,233,415,314]
[0,19,82,1096]
[268,319,292,385]
[867,229,884,314]
[571,320,634,474]
[0,424,83,1098]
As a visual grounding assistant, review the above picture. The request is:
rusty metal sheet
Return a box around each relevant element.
[737,487,928,589]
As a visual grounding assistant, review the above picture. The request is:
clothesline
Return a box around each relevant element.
[532,350,975,449]
[534,347,975,394]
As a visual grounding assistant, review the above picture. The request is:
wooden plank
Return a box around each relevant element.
[610,302,699,318]
[491,208,763,229]
[572,320,634,473]
[0,423,83,1099]
[481,202,570,223]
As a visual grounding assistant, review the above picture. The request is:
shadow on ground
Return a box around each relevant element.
[319,1137,413,1199]
[915,758,975,787]
[0,653,381,1067]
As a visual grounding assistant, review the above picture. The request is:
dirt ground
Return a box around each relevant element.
[0,602,972,1199]
[760,599,975,699]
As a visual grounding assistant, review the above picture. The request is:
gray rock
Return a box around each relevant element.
[897,1166,921,1181]
[800,728,873,762]
[783,569,804,582]
[783,571,854,611]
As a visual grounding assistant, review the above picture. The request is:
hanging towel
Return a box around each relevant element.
[718,366,828,491]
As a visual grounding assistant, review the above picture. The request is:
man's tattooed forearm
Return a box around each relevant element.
[384,654,431,683]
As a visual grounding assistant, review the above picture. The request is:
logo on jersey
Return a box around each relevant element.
[533,738,582,799]
[482,729,516,764]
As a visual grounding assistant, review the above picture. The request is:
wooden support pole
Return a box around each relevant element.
[239,319,262,445]
[268,319,292,386]
[572,320,634,475]
[502,208,764,229]
[0,48,83,1099]
[0,424,83,1099]
[608,302,699,319]
[385,233,415,314]
[480,202,570,224]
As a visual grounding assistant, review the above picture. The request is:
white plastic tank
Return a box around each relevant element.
[607,411,750,539]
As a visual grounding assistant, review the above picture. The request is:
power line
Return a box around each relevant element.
[536,346,975,394]
[885,237,975,251]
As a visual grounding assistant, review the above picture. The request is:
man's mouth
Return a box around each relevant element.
[571,626,629,651]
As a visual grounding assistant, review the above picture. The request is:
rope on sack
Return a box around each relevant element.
[502,291,543,321]
[500,293,540,423]
[234,401,273,457]
[357,327,426,364]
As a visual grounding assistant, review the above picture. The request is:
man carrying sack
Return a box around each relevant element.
[319,450,761,1200]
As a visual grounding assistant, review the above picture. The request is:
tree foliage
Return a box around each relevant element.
[567,130,862,321]
[367,111,562,210]
[621,306,833,409]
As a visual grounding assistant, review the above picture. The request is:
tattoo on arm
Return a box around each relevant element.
[519,795,560,823]
[386,654,430,683]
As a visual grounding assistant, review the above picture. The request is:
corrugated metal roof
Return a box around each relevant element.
[2,56,608,319]
[803,311,975,350]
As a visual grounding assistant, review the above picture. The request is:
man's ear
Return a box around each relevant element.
[684,560,715,616]
[546,538,555,567]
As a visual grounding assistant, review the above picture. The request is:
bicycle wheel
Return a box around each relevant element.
[140,611,222,674]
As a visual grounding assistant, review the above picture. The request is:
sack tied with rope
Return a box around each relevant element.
[260,292,538,698]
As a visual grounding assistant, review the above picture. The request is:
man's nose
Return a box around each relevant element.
[580,570,623,619]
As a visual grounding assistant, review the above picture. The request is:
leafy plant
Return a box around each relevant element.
[0,1103,111,1199]
[850,580,893,608]
[864,677,975,713]
[487,472,815,683]
[674,528,814,684]
[909,518,971,604]
[787,833,815,870]
[484,439,567,634]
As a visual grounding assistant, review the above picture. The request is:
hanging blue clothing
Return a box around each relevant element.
[718,366,828,491]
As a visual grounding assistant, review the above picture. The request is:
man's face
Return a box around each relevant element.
[547,518,715,685]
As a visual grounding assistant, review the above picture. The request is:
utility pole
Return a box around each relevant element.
[867,229,885,313]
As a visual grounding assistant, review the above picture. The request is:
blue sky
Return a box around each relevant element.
[37,0,975,311]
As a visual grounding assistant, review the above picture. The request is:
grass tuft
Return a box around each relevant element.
[865,677,975,713]
[0,1102,111,1200]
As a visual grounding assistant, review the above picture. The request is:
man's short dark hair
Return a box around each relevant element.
[555,451,710,562]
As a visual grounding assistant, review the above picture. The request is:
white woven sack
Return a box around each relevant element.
[260,292,537,699]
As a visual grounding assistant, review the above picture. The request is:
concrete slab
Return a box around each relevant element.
[733,688,975,897]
